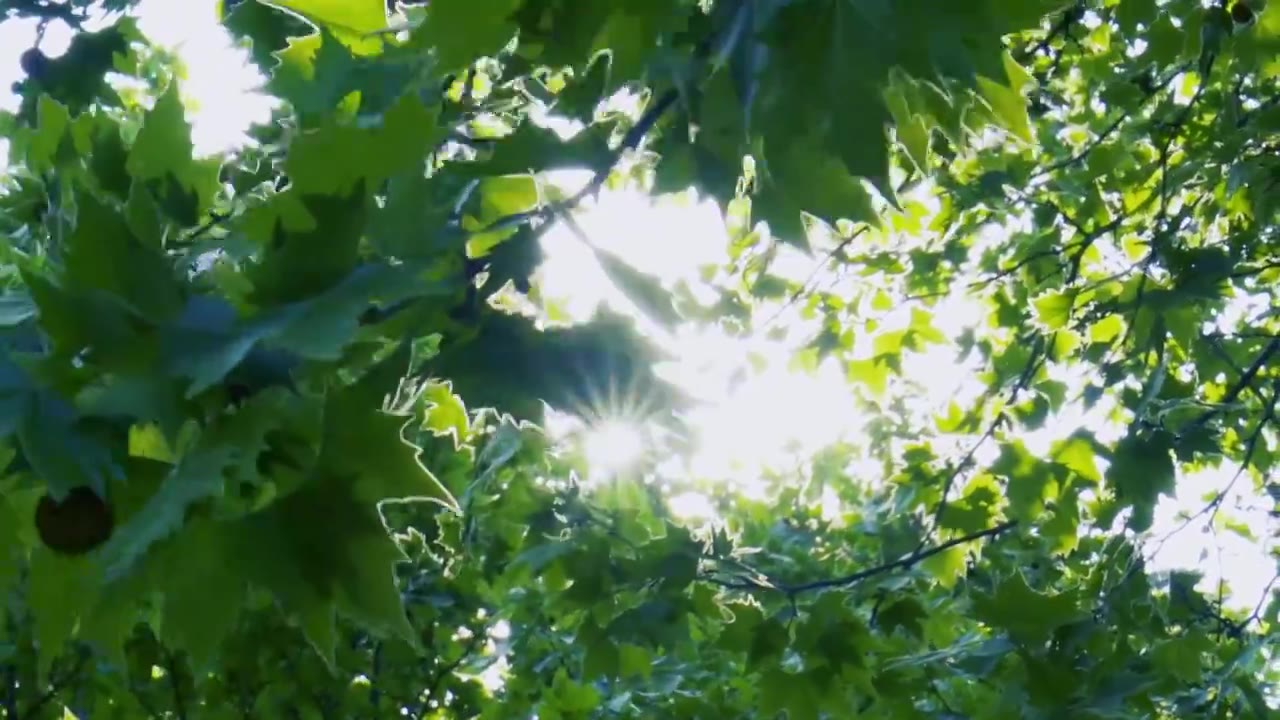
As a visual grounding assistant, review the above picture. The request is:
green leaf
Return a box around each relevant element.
[411,0,522,72]
[940,475,1002,534]
[1089,315,1125,343]
[426,308,688,424]
[1105,431,1176,531]
[285,93,443,195]
[167,263,444,397]
[65,191,184,324]
[992,441,1056,522]
[972,572,1086,645]
[245,183,368,305]
[99,394,284,579]
[236,468,416,656]
[877,597,928,638]
[1050,432,1101,485]
[156,519,245,669]
[542,667,600,714]
[264,0,388,37]
[588,242,683,332]
[1150,631,1213,683]
[759,668,821,720]
[921,544,967,588]
[1032,290,1074,330]
[464,174,541,252]
[18,394,119,499]
[845,357,890,396]
[125,81,194,183]
[25,95,71,172]
[422,382,469,440]
[618,643,652,680]
[319,342,458,510]
[28,547,95,673]
[976,74,1033,144]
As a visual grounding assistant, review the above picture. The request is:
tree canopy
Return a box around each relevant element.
[0,0,1278,718]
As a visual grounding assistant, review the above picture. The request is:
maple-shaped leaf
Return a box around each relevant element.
[971,571,1086,645]
[265,0,388,38]
[318,341,457,509]
[409,0,522,73]
[165,264,447,397]
[425,307,690,425]
[63,191,184,326]
[246,182,368,305]
[745,0,1060,239]
[27,546,95,674]
[98,389,288,579]
[758,667,822,720]
[285,92,443,196]
[368,169,469,260]
[1105,430,1176,531]
[233,468,416,662]
[940,475,1003,534]
[126,82,195,182]
[222,0,312,69]
[154,518,246,669]
[991,440,1058,523]
[17,393,120,499]
[125,81,221,221]
[268,27,404,117]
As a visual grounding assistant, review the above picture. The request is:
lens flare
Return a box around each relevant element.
[582,420,647,480]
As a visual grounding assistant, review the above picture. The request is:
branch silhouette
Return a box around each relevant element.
[705,520,1019,595]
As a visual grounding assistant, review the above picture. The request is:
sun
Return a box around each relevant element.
[581,419,648,480]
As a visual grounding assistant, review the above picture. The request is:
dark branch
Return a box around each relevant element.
[704,521,1019,595]
[1186,338,1280,433]
[784,520,1019,594]
[20,645,90,718]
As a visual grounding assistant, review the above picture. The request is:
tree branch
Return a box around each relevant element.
[704,521,1019,595]
[3,663,16,720]
[1029,62,1188,182]
[472,87,680,239]
[165,651,188,720]
[1185,338,1280,433]
[784,521,1019,594]
[424,630,484,704]
[20,645,90,718]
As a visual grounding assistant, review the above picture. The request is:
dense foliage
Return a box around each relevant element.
[0,0,1278,718]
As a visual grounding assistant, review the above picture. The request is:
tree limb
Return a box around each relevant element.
[704,521,1019,595]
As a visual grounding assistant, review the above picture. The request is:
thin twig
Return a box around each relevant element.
[1234,571,1279,633]
[783,521,1019,594]
[425,631,484,703]
[757,226,870,332]
[165,651,188,720]
[20,645,90,718]
[3,663,16,720]
[1029,62,1189,182]
[1186,338,1280,433]
[920,337,1045,547]
[704,521,1019,595]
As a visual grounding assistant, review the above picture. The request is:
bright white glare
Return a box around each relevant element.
[133,0,277,156]
[582,420,647,480]
[0,1,274,164]
[667,491,717,520]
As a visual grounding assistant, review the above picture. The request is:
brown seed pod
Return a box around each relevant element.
[35,486,115,556]
[1231,1,1255,25]
[18,48,47,80]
